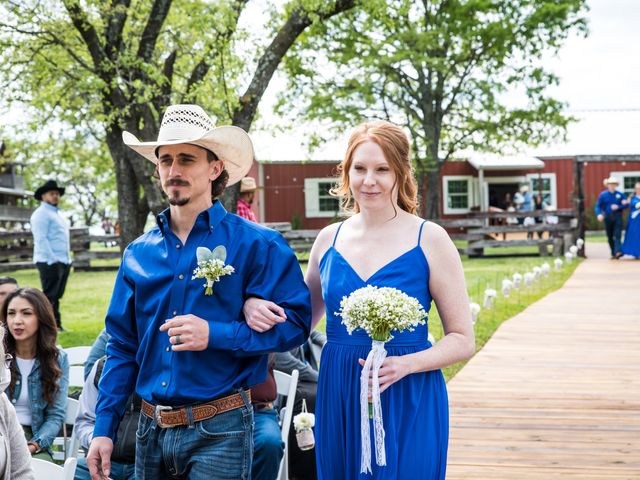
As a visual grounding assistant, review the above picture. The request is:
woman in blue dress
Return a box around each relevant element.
[244,121,475,479]
[622,182,640,258]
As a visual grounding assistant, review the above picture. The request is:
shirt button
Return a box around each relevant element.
[176,244,181,249]
[162,381,167,387]
[166,347,170,352]
[178,274,184,280]
[172,310,177,315]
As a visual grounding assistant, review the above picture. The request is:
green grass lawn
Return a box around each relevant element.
[7,252,580,382]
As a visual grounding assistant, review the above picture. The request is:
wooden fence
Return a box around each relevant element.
[0,211,578,272]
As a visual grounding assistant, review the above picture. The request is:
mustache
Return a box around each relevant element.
[164,179,190,187]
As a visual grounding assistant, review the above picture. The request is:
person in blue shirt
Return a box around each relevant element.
[86,104,311,480]
[595,177,629,259]
[621,181,640,258]
[30,180,71,330]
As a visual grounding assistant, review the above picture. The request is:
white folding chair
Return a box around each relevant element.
[31,457,77,480]
[68,365,85,389]
[51,397,80,461]
[274,369,299,480]
[63,346,92,366]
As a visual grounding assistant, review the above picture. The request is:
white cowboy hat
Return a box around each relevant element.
[122,104,254,186]
[603,176,620,185]
[240,177,259,193]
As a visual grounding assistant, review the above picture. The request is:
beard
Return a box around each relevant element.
[165,179,191,206]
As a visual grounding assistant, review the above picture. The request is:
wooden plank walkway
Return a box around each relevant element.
[447,243,640,479]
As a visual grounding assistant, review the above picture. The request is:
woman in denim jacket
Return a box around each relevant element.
[1,288,69,461]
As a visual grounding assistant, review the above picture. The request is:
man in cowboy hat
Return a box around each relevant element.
[596,176,629,259]
[30,179,71,329]
[87,104,311,480]
[236,176,259,222]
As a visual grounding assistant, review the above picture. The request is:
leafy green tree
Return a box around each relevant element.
[278,0,588,218]
[1,0,356,246]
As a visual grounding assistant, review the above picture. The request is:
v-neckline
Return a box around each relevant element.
[330,245,420,284]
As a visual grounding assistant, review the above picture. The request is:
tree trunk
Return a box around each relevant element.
[424,164,442,220]
[105,129,150,250]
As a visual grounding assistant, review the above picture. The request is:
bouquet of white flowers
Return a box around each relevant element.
[192,246,235,295]
[336,285,427,473]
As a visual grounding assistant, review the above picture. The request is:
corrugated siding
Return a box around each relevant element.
[582,160,640,209]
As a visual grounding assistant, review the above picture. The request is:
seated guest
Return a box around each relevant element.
[74,356,137,480]
[1,324,34,479]
[83,328,109,380]
[1,288,69,461]
[0,277,18,307]
[274,331,326,480]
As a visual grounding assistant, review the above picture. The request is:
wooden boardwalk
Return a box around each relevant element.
[447,243,640,479]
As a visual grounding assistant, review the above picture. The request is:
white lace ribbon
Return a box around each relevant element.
[360,339,387,473]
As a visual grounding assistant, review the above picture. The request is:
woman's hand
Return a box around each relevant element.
[243,297,286,332]
[358,355,412,394]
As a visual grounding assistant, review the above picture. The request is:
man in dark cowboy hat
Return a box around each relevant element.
[30,179,71,330]
[87,104,311,479]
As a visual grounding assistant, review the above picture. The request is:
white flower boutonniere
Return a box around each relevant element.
[192,246,235,295]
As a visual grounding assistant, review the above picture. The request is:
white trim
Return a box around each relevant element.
[482,175,526,211]
[304,178,339,218]
[526,172,557,209]
[443,175,474,214]
[610,170,640,195]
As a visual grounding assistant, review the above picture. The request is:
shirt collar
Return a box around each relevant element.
[156,201,227,236]
[42,202,59,211]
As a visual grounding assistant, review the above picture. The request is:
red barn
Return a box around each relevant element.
[249,155,640,229]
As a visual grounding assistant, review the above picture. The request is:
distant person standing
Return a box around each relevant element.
[236,176,258,222]
[596,177,629,259]
[30,180,71,330]
[622,181,640,258]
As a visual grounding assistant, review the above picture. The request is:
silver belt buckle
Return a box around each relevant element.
[155,404,176,428]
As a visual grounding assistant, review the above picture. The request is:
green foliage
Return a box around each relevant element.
[277,0,588,215]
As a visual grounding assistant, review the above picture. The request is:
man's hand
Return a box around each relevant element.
[243,297,286,333]
[87,436,113,480]
[611,204,619,211]
[597,214,604,222]
[160,314,210,351]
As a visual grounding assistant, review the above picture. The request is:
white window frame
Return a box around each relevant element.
[443,175,474,214]
[304,178,340,218]
[610,170,640,197]
[526,172,557,209]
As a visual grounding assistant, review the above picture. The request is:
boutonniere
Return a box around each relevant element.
[192,246,235,295]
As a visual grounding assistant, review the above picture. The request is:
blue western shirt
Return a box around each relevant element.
[30,203,71,264]
[595,189,628,216]
[94,202,311,440]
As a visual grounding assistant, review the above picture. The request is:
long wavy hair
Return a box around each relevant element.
[331,120,418,215]
[1,288,61,405]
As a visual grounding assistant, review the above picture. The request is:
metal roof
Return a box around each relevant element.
[468,154,545,171]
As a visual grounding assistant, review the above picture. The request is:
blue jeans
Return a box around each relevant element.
[605,215,623,256]
[252,408,283,480]
[135,392,253,479]
[74,457,136,480]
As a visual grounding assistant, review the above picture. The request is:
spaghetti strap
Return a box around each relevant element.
[332,222,345,247]
[417,220,427,246]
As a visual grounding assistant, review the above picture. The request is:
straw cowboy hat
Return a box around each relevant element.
[240,177,259,193]
[34,179,65,201]
[603,176,620,186]
[122,104,254,186]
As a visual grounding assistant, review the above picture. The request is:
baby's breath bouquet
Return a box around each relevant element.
[192,246,234,295]
[336,285,427,474]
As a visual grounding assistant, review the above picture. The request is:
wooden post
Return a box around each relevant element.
[573,158,586,257]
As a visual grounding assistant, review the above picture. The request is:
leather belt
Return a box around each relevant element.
[142,390,251,428]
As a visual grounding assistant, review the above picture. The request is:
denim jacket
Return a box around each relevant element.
[5,347,69,450]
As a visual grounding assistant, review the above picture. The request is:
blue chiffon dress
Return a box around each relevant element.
[315,221,449,480]
[622,195,640,257]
